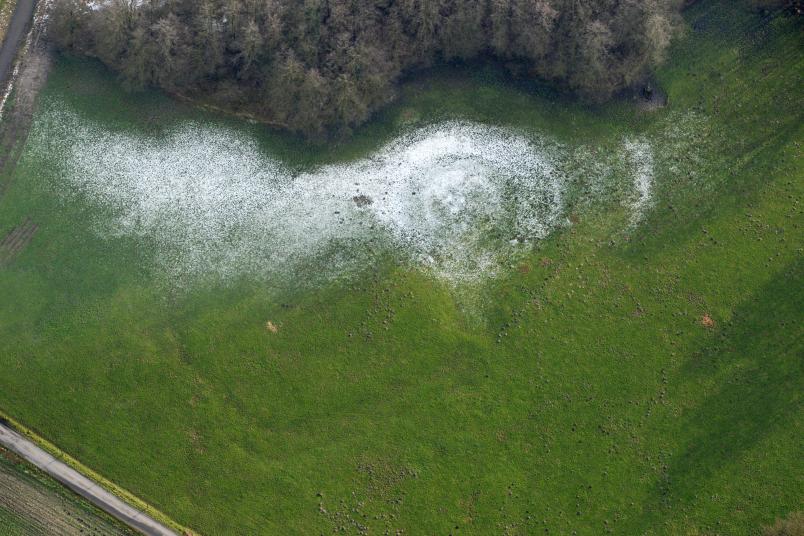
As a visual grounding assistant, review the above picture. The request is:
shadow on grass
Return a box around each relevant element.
[633,258,803,528]
[619,3,802,262]
[623,117,799,265]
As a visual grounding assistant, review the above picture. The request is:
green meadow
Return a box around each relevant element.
[0,1,801,534]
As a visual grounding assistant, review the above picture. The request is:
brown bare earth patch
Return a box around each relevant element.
[762,511,804,536]
[186,430,205,454]
[0,216,37,265]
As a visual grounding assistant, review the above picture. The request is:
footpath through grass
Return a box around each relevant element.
[0,1,801,534]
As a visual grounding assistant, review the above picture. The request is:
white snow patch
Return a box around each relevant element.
[25,99,682,287]
[624,139,655,225]
[31,105,568,285]
[87,0,147,11]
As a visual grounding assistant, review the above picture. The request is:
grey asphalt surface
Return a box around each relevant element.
[0,422,180,536]
[0,0,36,86]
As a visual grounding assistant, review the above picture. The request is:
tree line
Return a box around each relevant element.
[50,0,684,138]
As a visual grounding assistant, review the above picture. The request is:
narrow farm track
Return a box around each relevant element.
[0,0,35,87]
[0,424,179,536]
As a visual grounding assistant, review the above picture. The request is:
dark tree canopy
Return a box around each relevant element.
[50,0,684,138]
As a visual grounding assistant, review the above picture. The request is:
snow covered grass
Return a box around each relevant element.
[26,100,687,287]
[624,139,655,226]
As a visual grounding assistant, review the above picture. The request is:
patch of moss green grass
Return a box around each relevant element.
[0,1,801,534]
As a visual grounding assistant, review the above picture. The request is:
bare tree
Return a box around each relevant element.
[50,0,686,138]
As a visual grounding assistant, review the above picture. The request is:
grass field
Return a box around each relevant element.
[0,1,801,534]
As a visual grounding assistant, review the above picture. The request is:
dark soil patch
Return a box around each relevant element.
[618,79,669,113]
[0,217,37,264]
[353,194,374,207]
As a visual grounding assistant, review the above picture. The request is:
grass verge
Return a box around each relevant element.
[0,409,196,535]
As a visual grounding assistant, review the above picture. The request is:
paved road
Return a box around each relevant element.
[0,0,37,86]
[0,422,179,536]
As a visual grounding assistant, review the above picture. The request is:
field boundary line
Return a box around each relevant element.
[0,409,198,536]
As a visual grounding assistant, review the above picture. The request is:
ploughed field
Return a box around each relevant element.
[0,447,135,535]
[0,1,801,534]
